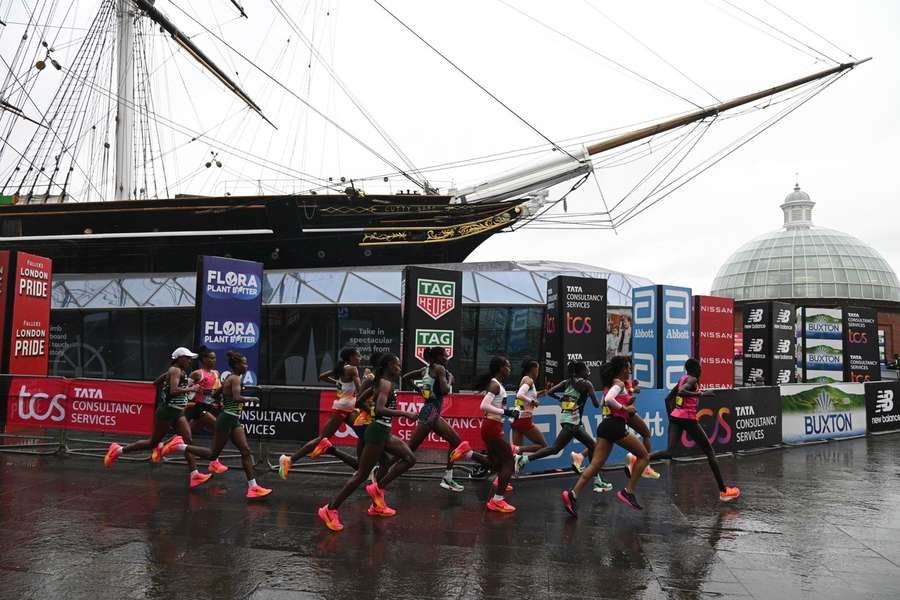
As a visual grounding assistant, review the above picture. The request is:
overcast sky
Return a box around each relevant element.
[1,1,896,293]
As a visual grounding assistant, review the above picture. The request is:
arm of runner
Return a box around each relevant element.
[480,380,505,416]
[678,375,703,397]
[604,382,625,410]
[583,380,600,409]
[546,380,566,400]
[318,370,337,384]
[516,376,532,404]
[169,367,198,395]
[374,380,417,419]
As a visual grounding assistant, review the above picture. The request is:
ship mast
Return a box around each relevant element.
[114,0,135,201]
[454,58,870,204]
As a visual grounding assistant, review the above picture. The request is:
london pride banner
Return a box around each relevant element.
[196,256,264,385]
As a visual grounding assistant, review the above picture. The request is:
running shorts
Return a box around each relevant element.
[480,418,504,444]
[417,403,441,425]
[155,404,184,423]
[595,417,628,443]
[215,412,242,433]
[332,398,357,414]
[364,423,391,446]
[560,422,587,435]
[184,403,219,421]
[510,416,534,432]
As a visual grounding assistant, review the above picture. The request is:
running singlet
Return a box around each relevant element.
[221,377,244,417]
[602,385,633,420]
[670,374,698,420]
[373,385,398,429]
[353,382,375,426]
[163,369,191,410]
[333,378,357,412]
[483,379,508,419]
[419,369,445,411]
[559,379,585,425]
[514,380,538,418]
[194,369,220,405]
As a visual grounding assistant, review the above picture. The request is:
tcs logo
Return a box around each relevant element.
[565,312,591,334]
[14,384,66,422]
[682,407,731,448]
[847,330,868,344]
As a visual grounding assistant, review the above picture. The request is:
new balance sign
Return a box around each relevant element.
[417,278,456,320]
[866,381,900,433]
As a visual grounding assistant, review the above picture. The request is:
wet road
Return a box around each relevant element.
[1,435,899,600]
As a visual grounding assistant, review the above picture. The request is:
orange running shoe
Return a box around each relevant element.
[159,435,184,458]
[309,438,333,459]
[366,504,397,517]
[720,486,741,502]
[318,505,343,531]
[365,482,386,510]
[642,465,661,480]
[190,472,212,489]
[247,484,272,499]
[103,443,122,468]
[448,441,472,464]
[150,441,164,463]
[486,497,516,513]
[207,459,228,474]
[492,478,513,493]
[278,454,292,480]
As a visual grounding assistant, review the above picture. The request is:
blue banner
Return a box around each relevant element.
[196,256,264,385]
[661,285,692,390]
[631,285,659,389]
[507,389,669,474]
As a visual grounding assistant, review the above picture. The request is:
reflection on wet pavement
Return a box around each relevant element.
[2,435,900,599]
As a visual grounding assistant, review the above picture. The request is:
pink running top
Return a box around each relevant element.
[603,385,634,420]
[670,374,699,420]
[194,369,220,404]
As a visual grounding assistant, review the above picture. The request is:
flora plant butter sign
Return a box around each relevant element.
[416,278,456,320]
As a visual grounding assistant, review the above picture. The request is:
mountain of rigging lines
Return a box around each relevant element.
[0,1,868,274]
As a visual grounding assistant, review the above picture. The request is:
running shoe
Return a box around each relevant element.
[366,504,397,517]
[514,454,528,474]
[208,459,229,474]
[592,476,613,493]
[719,486,741,502]
[150,441,163,463]
[309,438,333,459]
[159,435,184,458]
[448,441,472,464]
[369,464,380,484]
[642,465,661,480]
[247,484,273,499]
[470,464,490,479]
[623,452,634,479]
[570,451,585,474]
[365,482,386,510]
[440,478,464,493]
[561,489,578,517]
[492,478,513,493]
[278,454,292,480]
[486,497,516,513]
[318,505,343,531]
[103,443,122,468]
[616,489,643,510]
[190,471,212,489]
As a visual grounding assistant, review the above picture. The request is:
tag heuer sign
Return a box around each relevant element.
[415,329,454,364]
[417,278,456,320]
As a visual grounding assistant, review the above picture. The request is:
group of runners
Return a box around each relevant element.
[103,343,740,532]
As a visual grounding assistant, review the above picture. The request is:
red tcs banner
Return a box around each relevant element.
[6,377,156,435]
[693,295,735,390]
[6,252,53,375]
[319,391,487,451]
[0,250,9,362]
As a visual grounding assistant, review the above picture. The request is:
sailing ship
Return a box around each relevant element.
[0,1,868,273]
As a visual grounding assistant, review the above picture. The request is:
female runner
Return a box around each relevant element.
[318,354,418,531]
[515,362,605,490]
[510,359,548,453]
[169,351,272,499]
[637,358,740,502]
[278,348,362,477]
[185,347,229,475]
[450,356,519,513]
[104,347,212,489]
[561,355,649,515]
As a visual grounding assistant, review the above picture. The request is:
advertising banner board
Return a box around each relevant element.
[843,307,880,383]
[865,381,900,434]
[401,267,463,379]
[240,387,319,441]
[543,276,607,388]
[743,301,796,386]
[196,256,263,385]
[771,301,796,385]
[693,295,735,390]
[631,285,659,388]
[6,377,155,435]
[0,251,9,363]
[661,285,692,390]
[801,307,844,383]
[4,252,53,375]
[632,285,692,390]
[781,382,866,443]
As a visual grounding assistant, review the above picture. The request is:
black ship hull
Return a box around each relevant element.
[0,193,524,273]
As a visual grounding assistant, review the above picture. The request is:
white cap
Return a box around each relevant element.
[171,347,198,360]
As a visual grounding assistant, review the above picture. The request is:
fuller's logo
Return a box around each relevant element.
[414,329,454,364]
[876,390,894,414]
[416,278,456,320]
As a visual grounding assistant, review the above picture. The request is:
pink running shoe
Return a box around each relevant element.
[309,438,333,459]
[190,472,212,489]
[318,505,343,531]
[150,441,164,463]
[366,504,397,517]
[366,482,386,510]
[448,441,472,464]
[486,497,516,513]
[720,486,741,502]
[159,435,185,458]
[208,459,228,474]
[247,484,272,499]
[103,443,122,468]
